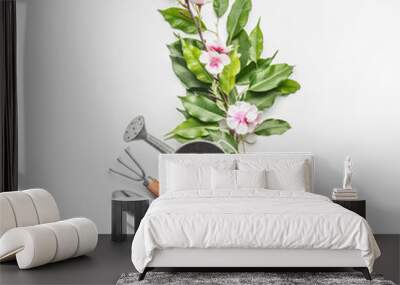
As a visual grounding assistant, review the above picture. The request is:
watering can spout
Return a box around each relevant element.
[123,115,174,153]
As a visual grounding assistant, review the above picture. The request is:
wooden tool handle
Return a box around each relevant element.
[146,178,160,197]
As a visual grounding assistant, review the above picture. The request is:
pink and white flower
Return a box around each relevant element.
[206,40,230,55]
[226,102,262,135]
[199,51,230,75]
[190,0,205,6]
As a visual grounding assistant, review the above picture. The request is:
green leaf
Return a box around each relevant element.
[236,52,277,85]
[167,117,219,139]
[256,56,276,69]
[170,56,210,89]
[226,0,252,44]
[186,89,212,97]
[228,87,238,104]
[180,95,225,123]
[245,90,278,110]
[209,80,226,112]
[181,39,213,83]
[213,0,229,17]
[176,108,191,119]
[159,8,205,34]
[220,50,241,95]
[245,79,300,110]
[168,39,210,89]
[231,30,251,68]
[236,61,256,85]
[255,119,291,136]
[167,39,203,58]
[249,19,263,62]
[249,64,293,92]
[166,133,193,143]
[275,79,301,95]
[208,130,238,153]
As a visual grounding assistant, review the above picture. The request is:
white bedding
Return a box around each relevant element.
[131,190,380,273]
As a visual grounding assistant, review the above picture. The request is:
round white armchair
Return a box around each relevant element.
[0,189,98,269]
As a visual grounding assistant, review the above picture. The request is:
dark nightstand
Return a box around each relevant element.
[333,199,366,219]
[111,190,149,242]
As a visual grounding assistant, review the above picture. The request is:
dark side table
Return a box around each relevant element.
[112,190,149,242]
[333,199,366,219]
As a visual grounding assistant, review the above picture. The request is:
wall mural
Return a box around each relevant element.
[161,0,301,153]
[109,115,224,197]
[110,0,301,197]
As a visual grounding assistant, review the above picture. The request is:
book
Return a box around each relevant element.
[332,196,359,200]
[332,193,359,200]
[333,188,357,193]
[333,192,358,197]
[332,188,359,200]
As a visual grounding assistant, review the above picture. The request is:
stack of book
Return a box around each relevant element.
[332,188,358,200]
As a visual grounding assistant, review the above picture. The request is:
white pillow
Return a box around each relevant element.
[211,168,236,190]
[211,169,267,190]
[167,162,209,191]
[236,169,267,189]
[266,167,306,191]
[165,159,235,192]
[237,159,310,191]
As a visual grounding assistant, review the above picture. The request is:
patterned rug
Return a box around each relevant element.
[116,271,396,285]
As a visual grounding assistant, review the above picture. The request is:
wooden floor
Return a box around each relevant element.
[0,235,398,285]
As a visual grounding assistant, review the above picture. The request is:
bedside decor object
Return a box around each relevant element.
[332,188,358,200]
[332,156,358,200]
[112,190,149,242]
[342,155,353,190]
[333,199,366,219]
[160,0,301,153]
[0,189,98,269]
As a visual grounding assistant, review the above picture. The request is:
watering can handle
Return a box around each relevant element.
[145,134,175,153]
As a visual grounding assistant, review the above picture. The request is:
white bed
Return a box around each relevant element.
[131,153,380,280]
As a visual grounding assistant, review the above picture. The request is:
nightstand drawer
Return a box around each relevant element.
[333,200,366,219]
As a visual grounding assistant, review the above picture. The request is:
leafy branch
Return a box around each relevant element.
[159,0,301,152]
[184,0,206,46]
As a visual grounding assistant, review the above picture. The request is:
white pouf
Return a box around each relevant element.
[0,189,98,269]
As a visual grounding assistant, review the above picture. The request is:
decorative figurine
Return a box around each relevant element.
[342,155,353,190]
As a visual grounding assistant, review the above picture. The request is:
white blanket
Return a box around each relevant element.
[131,190,380,272]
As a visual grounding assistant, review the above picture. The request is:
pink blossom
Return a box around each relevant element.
[190,0,205,6]
[206,40,230,55]
[199,51,230,75]
[226,102,262,135]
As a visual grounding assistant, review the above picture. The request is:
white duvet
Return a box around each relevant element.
[131,190,380,273]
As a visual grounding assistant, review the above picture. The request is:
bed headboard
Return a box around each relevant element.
[159,153,314,195]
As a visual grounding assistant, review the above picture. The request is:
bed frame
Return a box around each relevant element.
[139,153,372,281]
[140,248,370,280]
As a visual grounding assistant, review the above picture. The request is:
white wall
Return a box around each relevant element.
[17,0,400,233]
